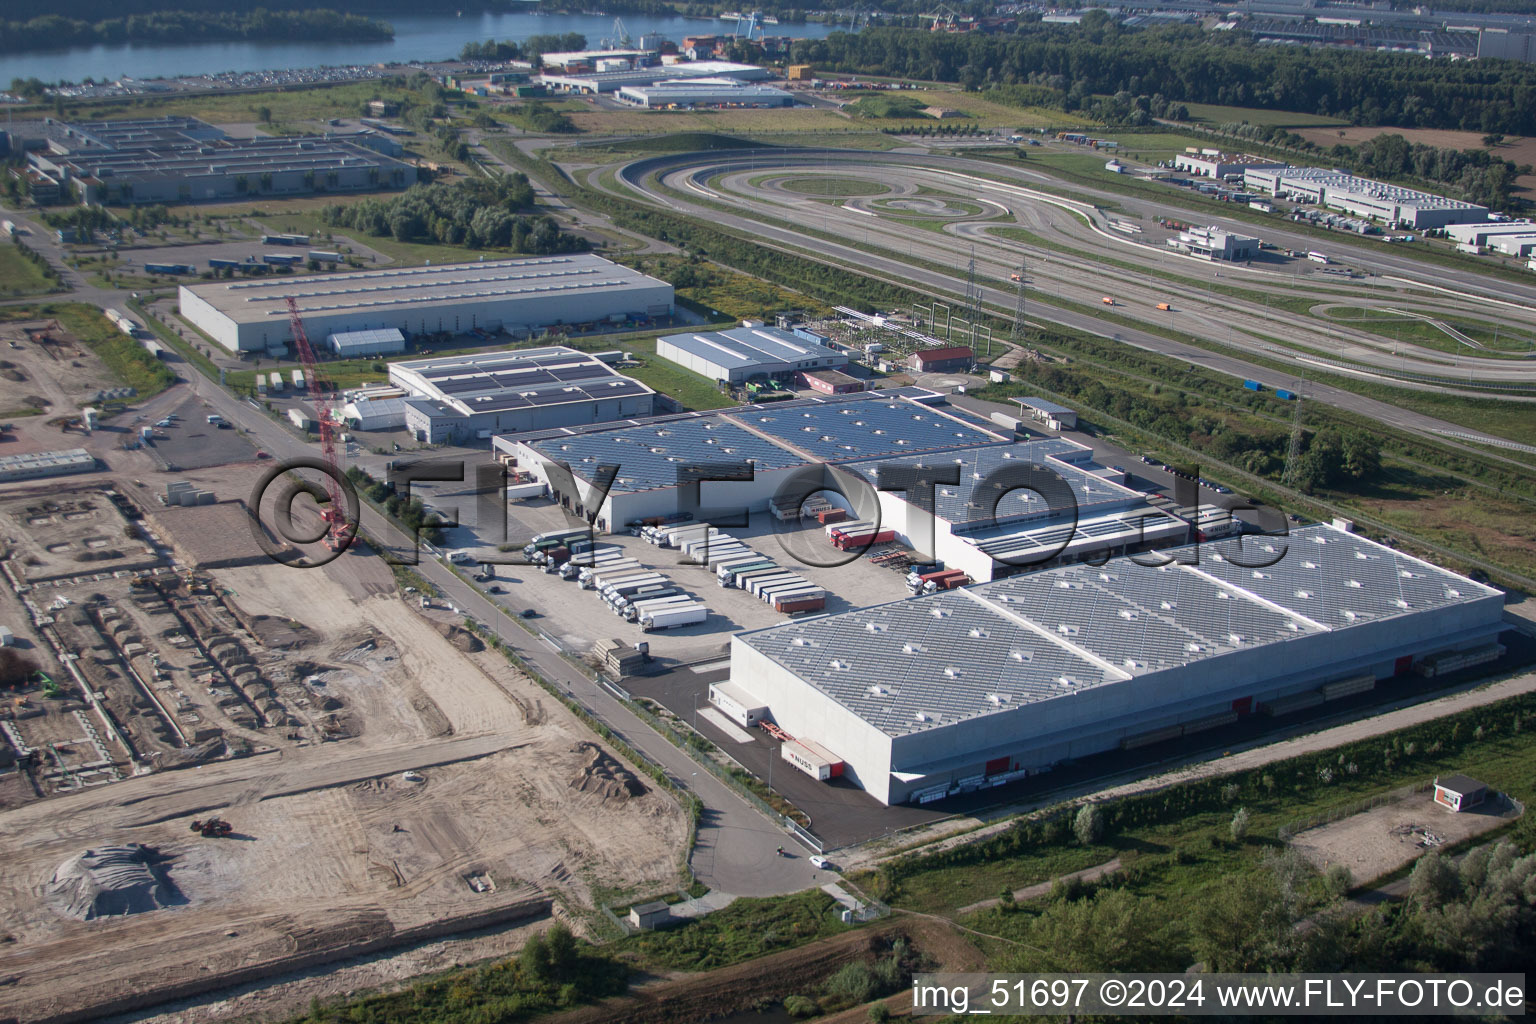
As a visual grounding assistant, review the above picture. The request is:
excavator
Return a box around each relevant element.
[190,818,233,837]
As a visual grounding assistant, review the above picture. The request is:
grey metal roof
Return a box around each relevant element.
[329,327,404,350]
[841,441,1143,527]
[531,417,806,494]
[183,255,668,324]
[728,398,1003,462]
[392,345,656,417]
[657,325,842,373]
[736,524,1501,738]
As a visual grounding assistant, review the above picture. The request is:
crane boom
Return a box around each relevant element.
[285,296,352,548]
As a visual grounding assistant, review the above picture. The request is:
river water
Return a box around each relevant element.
[4,10,843,86]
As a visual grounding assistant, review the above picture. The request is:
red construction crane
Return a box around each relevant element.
[285,296,354,551]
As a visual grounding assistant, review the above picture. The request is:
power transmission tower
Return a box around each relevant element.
[1281,380,1307,490]
[1011,259,1027,341]
[964,246,982,350]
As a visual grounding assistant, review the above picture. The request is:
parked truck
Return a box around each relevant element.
[624,593,694,620]
[718,559,776,586]
[579,560,641,587]
[640,604,708,632]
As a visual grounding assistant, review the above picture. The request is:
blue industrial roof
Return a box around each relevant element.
[730,398,1003,462]
[658,325,843,373]
[531,417,806,494]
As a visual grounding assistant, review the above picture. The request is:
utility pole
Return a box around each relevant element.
[1011,258,1027,342]
[964,246,982,355]
[1281,379,1307,490]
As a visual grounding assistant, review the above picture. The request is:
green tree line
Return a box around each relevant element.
[789,18,1536,133]
[0,9,392,56]
[319,174,588,252]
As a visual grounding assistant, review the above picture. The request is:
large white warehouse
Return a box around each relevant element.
[728,523,1507,806]
[1243,166,1488,229]
[656,325,846,384]
[177,255,674,353]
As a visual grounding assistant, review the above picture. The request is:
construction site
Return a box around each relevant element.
[0,478,689,1023]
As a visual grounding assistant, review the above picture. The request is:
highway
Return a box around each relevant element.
[617,149,1536,386]
[592,148,1536,469]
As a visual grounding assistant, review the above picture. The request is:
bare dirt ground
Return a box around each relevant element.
[1290,791,1516,882]
[0,319,120,429]
[1294,126,1536,193]
[0,549,688,1024]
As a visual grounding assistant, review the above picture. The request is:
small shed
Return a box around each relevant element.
[1433,775,1488,813]
[628,900,671,931]
[1015,397,1077,431]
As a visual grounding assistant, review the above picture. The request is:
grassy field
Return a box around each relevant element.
[1178,102,1351,129]
[1319,305,1536,357]
[50,80,419,132]
[779,176,891,197]
[565,103,858,136]
[618,889,850,971]
[614,337,735,411]
[0,245,60,299]
[0,303,175,398]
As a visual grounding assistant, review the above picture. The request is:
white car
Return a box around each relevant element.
[809,855,831,869]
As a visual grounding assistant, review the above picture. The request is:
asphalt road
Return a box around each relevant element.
[599,149,1536,471]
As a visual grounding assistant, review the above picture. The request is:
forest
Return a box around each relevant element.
[788,19,1536,134]
[0,10,392,54]
[319,174,589,253]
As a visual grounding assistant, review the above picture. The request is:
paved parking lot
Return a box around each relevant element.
[143,395,257,471]
[428,498,919,665]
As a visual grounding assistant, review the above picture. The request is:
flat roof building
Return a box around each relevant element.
[328,327,406,357]
[729,523,1507,805]
[1015,397,1077,430]
[1173,153,1286,179]
[388,346,657,442]
[1244,166,1488,229]
[1445,220,1536,246]
[655,325,845,384]
[178,255,675,353]
[491,388,987,530]
[540,61,770,94]
[617,79,794,109]
[1175,225,1259,261]
[0,448,96,482]
[27,116,414,206]
[840,437,1185,582]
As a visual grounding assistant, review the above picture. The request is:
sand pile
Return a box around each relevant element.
[50,845,183,920]
[569,742,645,801]
[437,623,483,653]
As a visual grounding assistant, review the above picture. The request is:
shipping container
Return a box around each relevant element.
[781,738,843,781]
[1274,389,1295,401]
[1242,379,1262,391]
[144,262,195,274]
[262,253,302,265]
[776,596,827,615]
